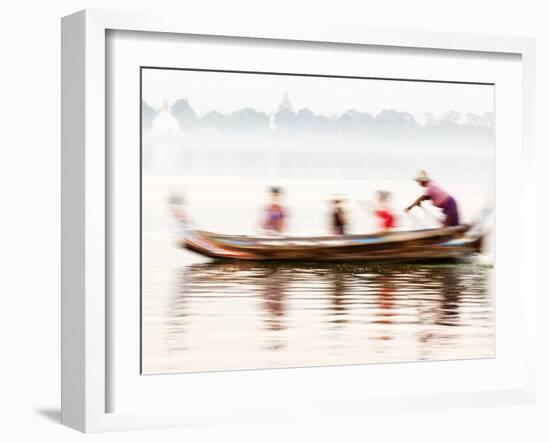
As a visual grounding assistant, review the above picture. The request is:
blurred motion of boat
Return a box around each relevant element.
[179,226,484,263]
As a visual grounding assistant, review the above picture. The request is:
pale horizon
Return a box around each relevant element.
[142,68,494,124]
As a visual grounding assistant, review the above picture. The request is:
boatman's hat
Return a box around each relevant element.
[414,170,431,183]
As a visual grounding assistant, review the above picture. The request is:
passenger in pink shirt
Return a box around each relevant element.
[405,171,460,227]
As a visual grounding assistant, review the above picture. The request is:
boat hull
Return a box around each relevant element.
[179,227,483,263]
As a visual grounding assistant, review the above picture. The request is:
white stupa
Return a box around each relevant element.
[269,92,293,131]
[278,92,293,112]
[152,99,180,135]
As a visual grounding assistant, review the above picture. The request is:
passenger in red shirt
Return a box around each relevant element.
[373,191,396,231]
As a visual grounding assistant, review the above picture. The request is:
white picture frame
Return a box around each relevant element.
[61,9,537,433]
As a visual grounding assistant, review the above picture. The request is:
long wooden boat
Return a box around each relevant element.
[178,225,484,263]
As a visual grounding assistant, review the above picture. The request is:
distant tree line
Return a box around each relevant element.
[142,98,494,141]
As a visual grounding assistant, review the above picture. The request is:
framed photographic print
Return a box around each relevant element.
[61,9,537,432]
[140,67,496,374]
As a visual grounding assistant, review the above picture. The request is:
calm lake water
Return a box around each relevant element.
[142,256,493,374]
[141,175,494,374]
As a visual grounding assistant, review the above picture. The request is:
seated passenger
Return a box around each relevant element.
[373,190,396,232]
[262,186,286,234]
[330,197,348,235]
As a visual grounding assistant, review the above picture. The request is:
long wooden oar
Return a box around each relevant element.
[405,211,423,229]
[419,205,443,225]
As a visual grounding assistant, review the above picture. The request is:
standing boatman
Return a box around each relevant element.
[405,170,460,227]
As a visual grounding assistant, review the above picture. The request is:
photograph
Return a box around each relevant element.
[140,67,495,374]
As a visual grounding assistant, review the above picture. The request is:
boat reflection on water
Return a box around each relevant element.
[155,260,493,374]
[328,270,349,327]
[259,266,288,351]
[370,273,396,342]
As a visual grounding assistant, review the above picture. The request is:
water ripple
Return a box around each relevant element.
[142,261,494,374]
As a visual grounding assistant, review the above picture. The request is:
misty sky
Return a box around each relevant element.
[142,68,494,122]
